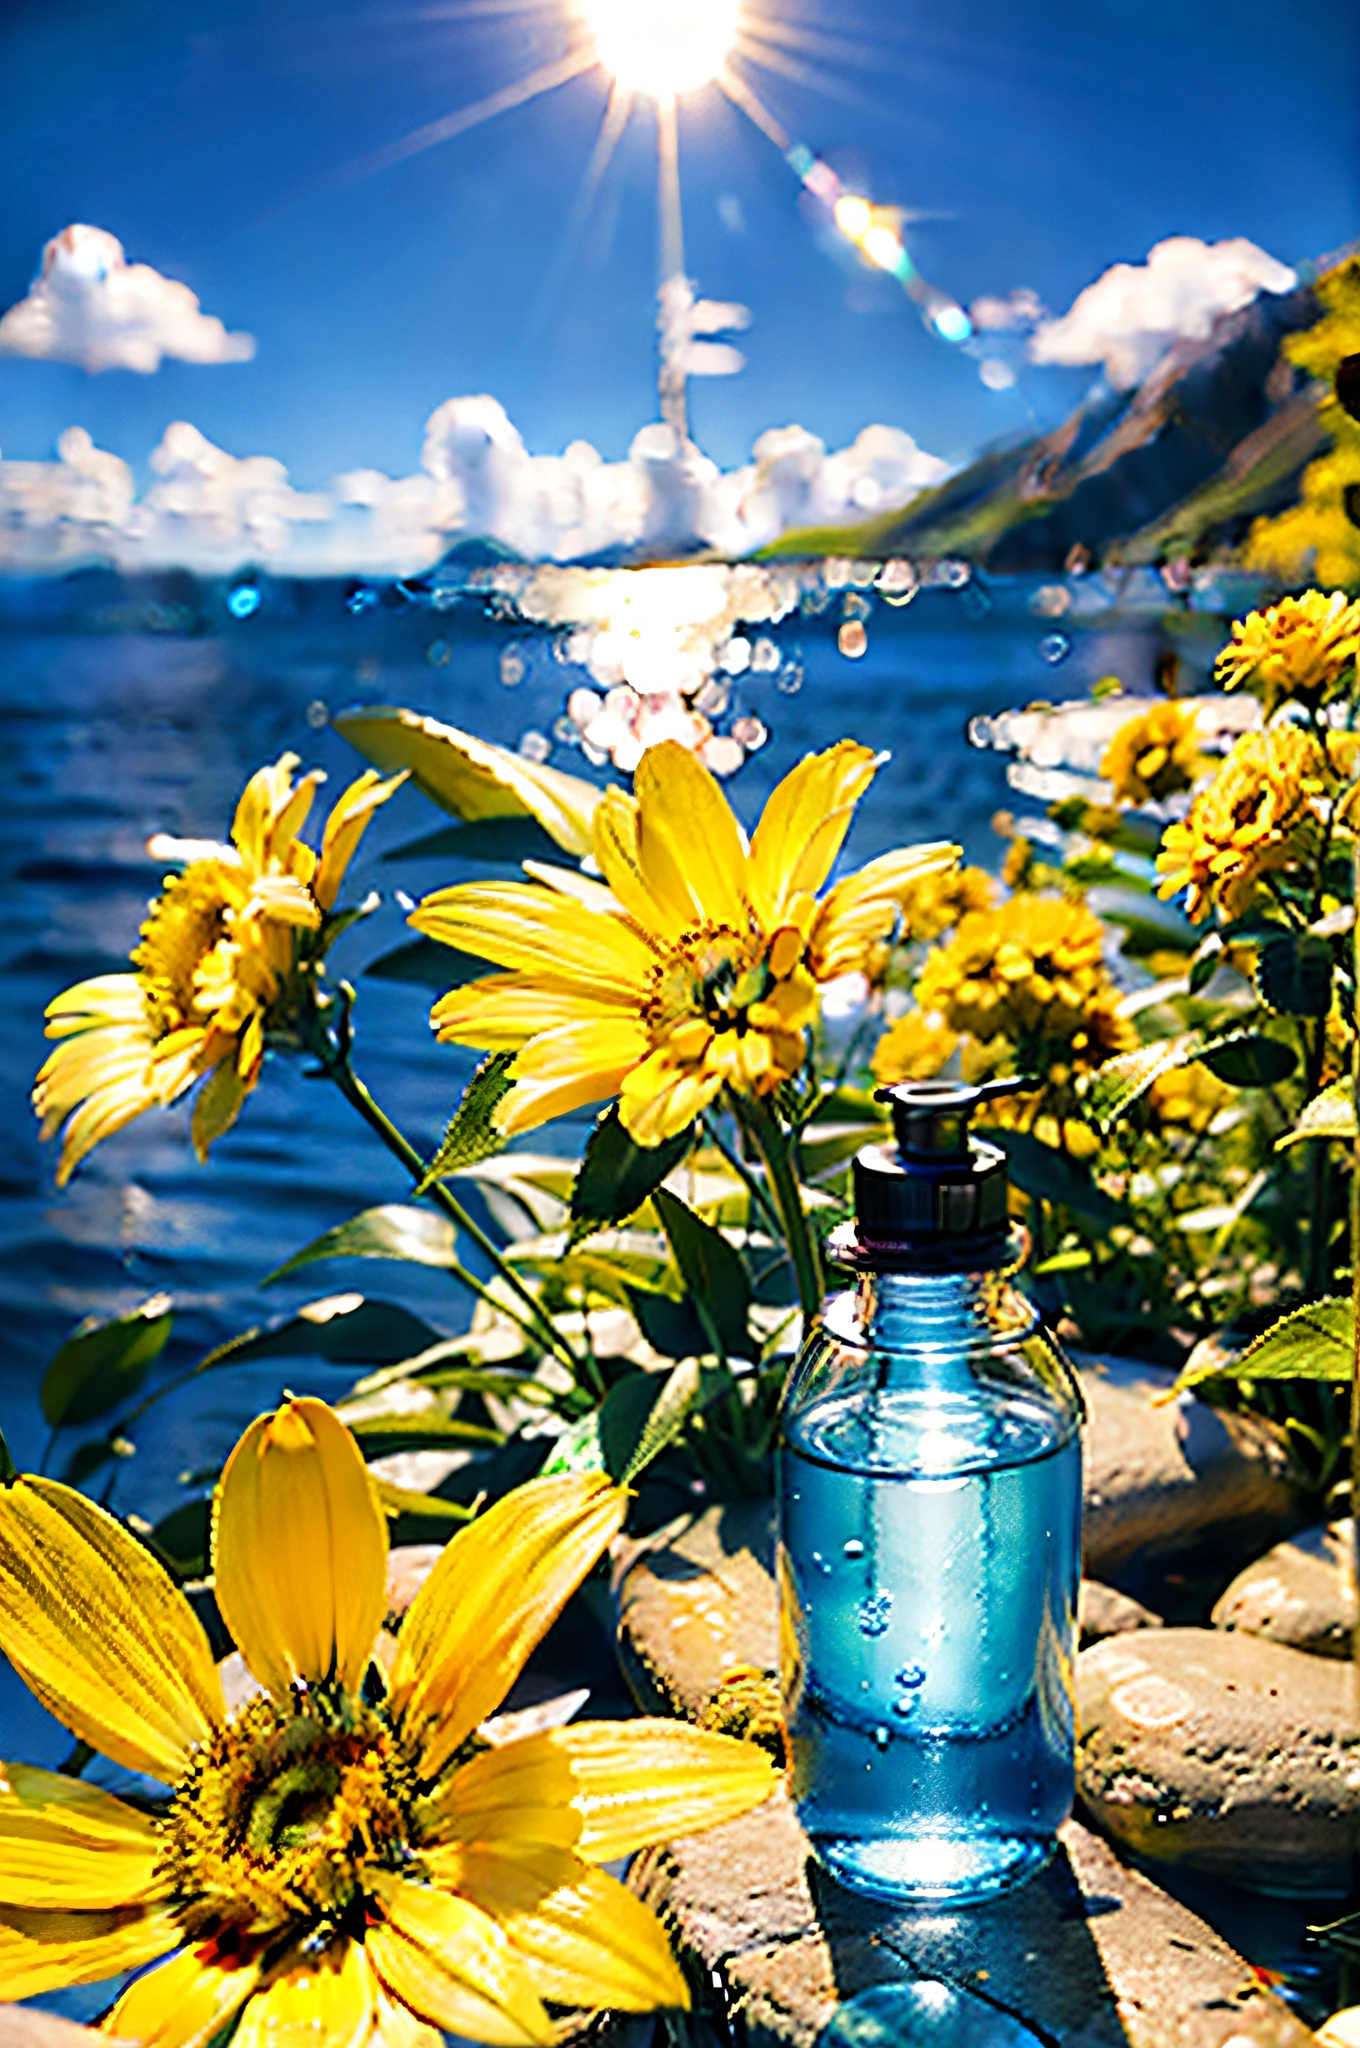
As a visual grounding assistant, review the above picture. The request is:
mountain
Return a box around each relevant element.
[762,278,1328,573]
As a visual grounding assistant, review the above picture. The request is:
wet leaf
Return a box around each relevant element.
[1254,930,1334,1018]
[195,1296,446,1372]
[538,1359,708,1484]
[42,1296,173,1428]
[570,1107,695,1244]
[264,1206,459,1285]
[1201,1035,1297,1087]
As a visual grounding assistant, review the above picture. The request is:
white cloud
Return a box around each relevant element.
[1028,235,1296,390]
[0,397,951,577]
[969,287,1046,333]
[0,225,256,374]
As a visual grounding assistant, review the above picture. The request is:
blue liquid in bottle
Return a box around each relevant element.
[777,1082,1083,1906]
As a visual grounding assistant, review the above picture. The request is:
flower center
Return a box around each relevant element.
[646,924,773,1035]
[165,1686,417,1945]
[134,863,235,1030]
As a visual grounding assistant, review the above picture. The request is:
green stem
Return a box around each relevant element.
[700,1111,782,1240]
[736,1095,825,1327]
[325,1051,580,1378]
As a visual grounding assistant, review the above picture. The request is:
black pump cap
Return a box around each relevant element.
[837,1077,1030,1266]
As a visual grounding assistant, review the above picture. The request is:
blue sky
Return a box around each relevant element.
[0,0,1356,496]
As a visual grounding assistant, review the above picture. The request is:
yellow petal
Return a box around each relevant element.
[314,768,409,912]
[431,976,632,1053]
[418,1737,583,1852]
[0,1479,223,1783]
[518,1720,779,1863]
[634,742,747,931]
[0,1764,165,1910]
[411,881,655,998]
[372,1980,444,2048]
[0,1902,177,2001]
[432,1842,688,2013]
[232,1942,374,2048]
[618,1049,723,1148]
[367,1873,553,2048]
[390,1475,628,1778]
[497,1018,651,1136]
[102,1942,260,2048]
[747,741,880,926]
[213,1397,388,1699]
[811,842,958,978]
[333,708,601,858]
[591,788,692,943]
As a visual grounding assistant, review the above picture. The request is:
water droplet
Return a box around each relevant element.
[305,698,329,730]
[694,676,730,717]
[499,647,526,687]
[857,1592,893,1638]
[776,661,803,694]
[838,620,868,660]
[718,635,751,675]
[843,1538,865,1560]
[966,714,995,749]
[937,558,971,588]
[892,1695,917,1717]
[425,638,451,667]
[552,716,580,745]
[895,1664,926,1690]
[227,583,259,618]
[811,1550,833,1576]
[346,583,378,615]
[842,591,871,621]
[751,636,781,673]
[731,714,767,752]
[1038,632,1071,664]
[872,1725,891,1751]
[518,729,551,764]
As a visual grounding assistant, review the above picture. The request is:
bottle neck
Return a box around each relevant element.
[824,1264,1039,1356]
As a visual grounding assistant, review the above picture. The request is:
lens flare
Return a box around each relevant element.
[581,0,740,98]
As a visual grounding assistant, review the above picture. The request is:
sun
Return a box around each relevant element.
[578,0,740,99]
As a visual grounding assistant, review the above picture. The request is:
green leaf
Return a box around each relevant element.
[195,1296,446,1373]
[982,1129,1126,1227]
[364,938,489,989]
[1188,934,1224,995]
[420,1054,516,1188]
[653,1186,757,1362]
[1201,1035,1297,1086]
[538,1358,707,1483]
[1085,1022,1269,1129]
[345,1412,502,1457]
[1255,930,1334,1018]
[1172,1297,1351,1395]
[569,1107,695,1245]
[798,1124,885,1182]
[264,1206,459,1286]
[42,1296,173,1429]
[334,706,600,856]
[151,1499,211,1579]
[1278,1079,1357,1150]
[382,817,565,867]
[0,1424,16,1483]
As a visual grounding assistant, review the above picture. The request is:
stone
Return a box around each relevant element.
[1076,1628,1360,1890]
[614,1506,1315,2046]
[629,1804,1315,2048]
[0,2012,106,2045]
[1212,1521,1355,1658]
[1080,1578,1163,1645]
[1076,1353,1303,1579]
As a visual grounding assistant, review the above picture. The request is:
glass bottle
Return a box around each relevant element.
[777,1079,1084,1906]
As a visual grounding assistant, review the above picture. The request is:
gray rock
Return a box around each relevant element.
[1076,1352,1303,1579]
[1081,1578,1163,1645]
[614,1507,1314,2046]
[630,1805,1315,2048]
[1076,1628,1360,1890]
[1213,1521,1355,1658]
[0,2012,106,2045]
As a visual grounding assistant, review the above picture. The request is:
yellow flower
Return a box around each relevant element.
[413,739,955,1147]
[870,1008,959,1085]
[1155,724,1321,922]
[914,894,1135,1065]
[1145,1063,1233,1132]
[1214,590,1360,715]
[0,1398,776,2042]
[894,864,995,942]
[1100,700,1207,806]
[33,756,405,1183]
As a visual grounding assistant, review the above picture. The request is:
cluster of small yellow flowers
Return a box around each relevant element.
[1215,590,1360,716]
[872,893,1135,1096]
[896,864,995,942]
[1155,724,1322,923]
[1100,699,1207,807]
